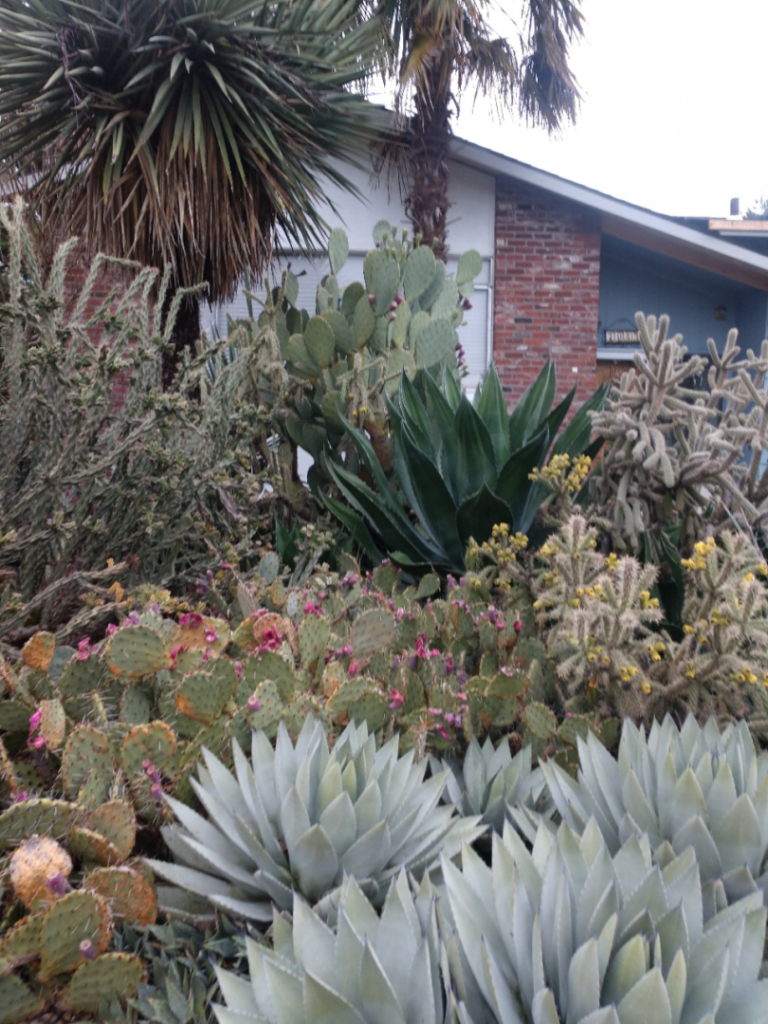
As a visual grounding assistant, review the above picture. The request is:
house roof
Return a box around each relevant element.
[448,137,768,292]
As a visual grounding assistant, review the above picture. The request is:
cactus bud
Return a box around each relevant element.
[388,312,396,322]
[79,939,96,960]
[395,292,403,305]
[513,619,523,633]
[368,293,375,305]
[389,300,397,311]
[46,871,68,896]
[247,694,261,712]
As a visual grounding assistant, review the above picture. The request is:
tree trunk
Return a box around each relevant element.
[161,292,201,391]
[406,58,452,261]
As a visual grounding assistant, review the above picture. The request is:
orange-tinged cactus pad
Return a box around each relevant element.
[172,615,229,654]
[38,890,111,982]
[61,952,144,1012]
[38,698,67,750]
[10,836,72,909]
[68,826,124,867]
[175,669,231,725]
[21,631,55,672]
[87,800,136,860]
[84,866,157,926]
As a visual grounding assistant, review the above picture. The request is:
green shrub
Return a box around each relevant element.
[0,202,279,640]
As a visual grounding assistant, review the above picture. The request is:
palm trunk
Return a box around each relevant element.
[406,58,452,261]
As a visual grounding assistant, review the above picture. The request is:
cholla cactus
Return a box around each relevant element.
[591,312,768,554]
[488,515,768,730]
[147,716,484,921]
[514,715,768,917]
[443,817,768,1024]
[212,872,444,1024]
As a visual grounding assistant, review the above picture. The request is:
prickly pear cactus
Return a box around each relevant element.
[257,222,482,486]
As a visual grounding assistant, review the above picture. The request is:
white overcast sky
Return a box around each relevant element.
[446,0,767,218]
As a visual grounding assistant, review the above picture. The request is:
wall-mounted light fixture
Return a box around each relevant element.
[714,305,727,321]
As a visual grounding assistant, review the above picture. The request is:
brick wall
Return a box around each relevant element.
[493,176,601,409]
[63,245,146,408]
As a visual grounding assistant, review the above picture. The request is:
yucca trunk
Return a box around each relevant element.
[160,292,201,390]
[407,58,452,260]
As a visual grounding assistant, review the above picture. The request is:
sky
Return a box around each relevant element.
[447,0,767,218]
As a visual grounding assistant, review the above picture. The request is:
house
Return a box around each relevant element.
[207,136,767,406]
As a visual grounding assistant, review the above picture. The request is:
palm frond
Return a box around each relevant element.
[0,0,389,302]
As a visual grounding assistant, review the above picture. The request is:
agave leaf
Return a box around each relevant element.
[711,795,763,876]
[567,938,601,1022]
[291,825,340,901]
[475,364,511,469]
[445,397,498,505]
[320,496,386,567]
[495,426,551,533]
[670,816,722,884]
[397,427,464,567]
[360,941,406,1024]
[552,385,607,457]
[665,948,686,1024]
[681,943,730,1023]
[704,762,738,834]
[397,372,435,458]
[303,971,367,1024]
[213,965,258,1016]
[418,370,460,462]
[508,361,555,452]
[340,820,391,878]
[616,967,672,1024]
[602,934,647,1007]
[318,792,358,860]
[456,483,515,548]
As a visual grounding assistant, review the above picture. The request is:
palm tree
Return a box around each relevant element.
[0,0,386,381]
[371,0,584,258]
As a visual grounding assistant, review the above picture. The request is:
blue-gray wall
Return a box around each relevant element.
[598,236,768,360]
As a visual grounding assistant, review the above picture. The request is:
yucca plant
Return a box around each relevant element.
[0,0,386,378]
[212,871,444,1024]
[326,362,606,574]
[513,715,768,918]
[443,817,768,1024]
[146,717,484,921]
[430,738,547,835]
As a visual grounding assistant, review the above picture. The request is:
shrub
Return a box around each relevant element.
[0,202,279,640]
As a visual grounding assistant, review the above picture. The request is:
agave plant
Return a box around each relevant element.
[212,871,444,1024]
[146,717,484,921]
[430,737,547,834]
[512,714,768,916]
[326,362,606,574]
[443,817,768,1024]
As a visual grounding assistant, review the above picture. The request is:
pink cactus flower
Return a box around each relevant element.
[427,708,443,717]
[204,629,218,644]
[30,735,47,750]
[348,659,361,677]
[396,608,404,621]
[234,661,243,679]
[13,791,29,803]
[29,710,42,732]
[456,692,467,702]
[340,644,353,656]
[389,690,404,710]
[436,725,450,739]
[76,637,92,660]
[513,619,523,633]
[179,612,203,627]
[304,601,321,617]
